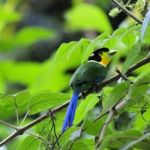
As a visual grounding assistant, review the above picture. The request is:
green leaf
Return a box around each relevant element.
[54,41,77,63]
[83,117,108,136]
[65,4,112,32]
[0,61,41,86]
[0,8,21,23]
[14,26,54,46]
[111,26,140,50]
[29,92,70,114]
[0,91,30,110]
[67,38,90,63]
[114,111,133,131]
[71,138,95,150]
[121,30,138,49]
[59,127,80,148]
[0,95,14,110]
[74,94,99,124]
[54,38,90,64]
[17,136,40,150]
[14,91,31,106]
[122,41,142,73]
[125,70,150,114]
[99,130,142,150]
[128,70,150,100]
[102,81,130,114]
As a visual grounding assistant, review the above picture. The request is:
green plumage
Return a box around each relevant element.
[70,60,107,93]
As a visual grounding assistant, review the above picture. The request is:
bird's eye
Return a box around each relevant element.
[90,54,94,57]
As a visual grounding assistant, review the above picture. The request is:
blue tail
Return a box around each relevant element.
[62,91,79,132]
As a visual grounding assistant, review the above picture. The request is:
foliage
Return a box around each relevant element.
[0,0,150,150]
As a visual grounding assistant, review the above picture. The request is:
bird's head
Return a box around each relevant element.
[88,48,116,66]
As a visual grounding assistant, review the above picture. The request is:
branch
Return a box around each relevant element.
[96,109,115,148]
[96,99,128,148]
[0,56,150,147]
[0,101,69,147]
[0,120,51,147]
[111,0,143,24]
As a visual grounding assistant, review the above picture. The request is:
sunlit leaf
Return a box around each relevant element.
[15,26,54,46]
[59,127,80,148]
[99,130,142,150]
[65,4,112,32]
[0,90,30,110]
[71,138,95,150]
[122,41,142,73]
[0,61,41,86]
[74,94,99,124]
[128,70,150,100]
[29,92,70,114]
[0,8,21,23]
[102,81,130,114]
[17,136,40,150]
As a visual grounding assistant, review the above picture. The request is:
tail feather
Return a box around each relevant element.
[69,98,78,126]
[62,91,79,132]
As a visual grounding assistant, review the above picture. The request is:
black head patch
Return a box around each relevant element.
[88,48,109,61]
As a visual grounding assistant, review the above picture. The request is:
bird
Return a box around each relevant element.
[62,48,114,132]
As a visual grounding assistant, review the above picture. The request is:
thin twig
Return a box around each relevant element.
[20,110,29,126]
[0,120,18,130]
[111,0,143,24]
[48,110,60,149]
[0,56,150,147]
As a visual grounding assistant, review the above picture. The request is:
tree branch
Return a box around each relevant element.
[96,99,128,148]
[96,109,115,148]
[0,56,150,147]
[111,0,143,24]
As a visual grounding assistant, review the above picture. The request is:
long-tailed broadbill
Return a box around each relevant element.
[62,48,115,132]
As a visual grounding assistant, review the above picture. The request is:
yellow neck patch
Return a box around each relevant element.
[99,52,111,66]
